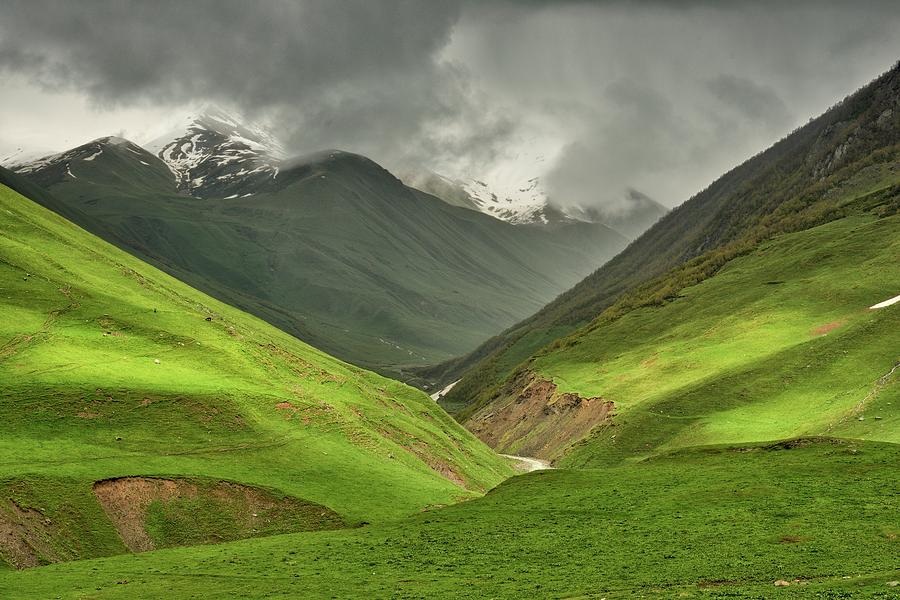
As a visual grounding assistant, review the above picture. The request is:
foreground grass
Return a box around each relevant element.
[0,183,511,566]
[1,438,897,598]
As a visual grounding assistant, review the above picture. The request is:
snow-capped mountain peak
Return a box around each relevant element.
[142,106,284,198]
[458,153,552,223]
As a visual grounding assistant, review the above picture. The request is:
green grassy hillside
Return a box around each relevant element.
[2,438,897,598]
[429,61,900,411]
[464,205,899,462]
[0,182,511,568]
[7,143,627,379]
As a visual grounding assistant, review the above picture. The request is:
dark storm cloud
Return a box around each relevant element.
[0,0,510,169]
[1,0,899,210]
[0,0,459,102]
[450,0,900,209]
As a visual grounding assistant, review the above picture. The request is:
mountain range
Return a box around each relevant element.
[399,164,668,234]
[3,112,633,378]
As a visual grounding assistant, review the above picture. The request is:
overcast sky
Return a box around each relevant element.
[1,0,898,210]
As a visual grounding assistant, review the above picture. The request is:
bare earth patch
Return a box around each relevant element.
[466,372,614,460]
[0,500,65,568]
[93,477,344,553]
[810,320,845,336]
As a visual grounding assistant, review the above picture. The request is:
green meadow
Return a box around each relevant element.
[1,438,897,598]
[0,183,511,567]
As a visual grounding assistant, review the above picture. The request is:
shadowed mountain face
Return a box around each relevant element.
[7,126,628,378]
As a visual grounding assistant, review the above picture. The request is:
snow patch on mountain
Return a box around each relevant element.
[1,147,59,169]
[458,152,552,223]
[142,106,284,197]
[8,136,148,175]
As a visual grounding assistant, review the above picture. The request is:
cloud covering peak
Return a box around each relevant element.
[1,0,899,211]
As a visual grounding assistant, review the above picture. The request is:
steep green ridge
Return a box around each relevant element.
[2,438,897,598]
[0,183,511,567]
[8,145,627,378]
[432,60,900,416]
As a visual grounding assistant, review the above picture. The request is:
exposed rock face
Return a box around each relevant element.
[147,107,283,199]
[465,372,613,461]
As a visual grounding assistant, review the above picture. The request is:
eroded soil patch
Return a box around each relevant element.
[466,372,614,460]
[0,500,65,569]
[93,477,345,552]
[810,320,845,336]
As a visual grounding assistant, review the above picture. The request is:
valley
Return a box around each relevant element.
[0,5,898,598]
[2,439,897,598]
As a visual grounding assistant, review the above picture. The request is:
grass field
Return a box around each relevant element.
[0,183,511,568]
[1,438,897,598]
[463,209,899,464]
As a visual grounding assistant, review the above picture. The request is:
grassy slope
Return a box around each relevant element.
[456,153,900,461]
[8,145,627,377]
[526,211,900,465]
[0,183,511,562]
[2,438,897,598]
[431,61,900,411]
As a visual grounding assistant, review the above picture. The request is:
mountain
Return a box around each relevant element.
[143,106,284,198]
[9,115,628,379]
[431,60,900,444]
[402,165,668,237]
[0,180,511,567]
[4,97,899,600]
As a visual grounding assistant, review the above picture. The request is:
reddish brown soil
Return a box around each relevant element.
[94,478,182,552]
[93,477,343,553]
[810,320,845,336]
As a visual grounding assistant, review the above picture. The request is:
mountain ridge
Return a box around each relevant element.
[9,125,629,379]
